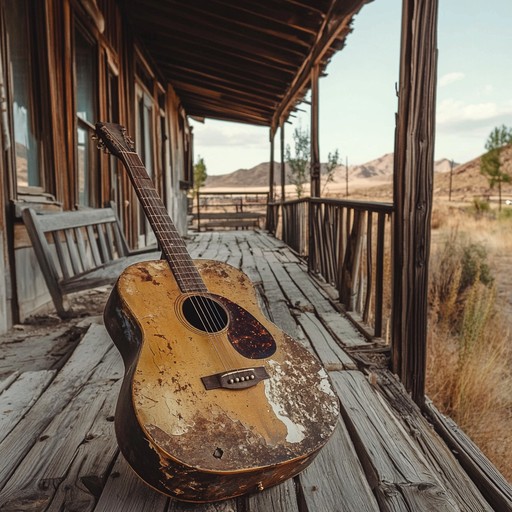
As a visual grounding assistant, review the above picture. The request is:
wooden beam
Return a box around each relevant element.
[392,0,438,405]
[269,130,275,203]
[310,64,320,198]
[281,123,286,201]
[271,0,364,132]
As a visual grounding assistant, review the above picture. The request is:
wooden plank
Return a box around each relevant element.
[93,455,169,512]
[65,228,83,275]
[0,345,123,510]
[425,400,511,512]
[52,230,72,280]
[332,371,460,511]
[168,497,239,512]
[236,238,262,284]
[0,373,19,394]
[0,324,86,376]
[201,220,258,229]
[21,208,68,315]
[296,312,356,370]
[299,417,379,512]
[86,225,103,267]
[96,223,111,262]
[44,382,120,512]
[320,312,367,347]
[193,212,263,220]
[197,232,222,260]
[30,208,118,231]
[0,370,56,444]
[374,372,494,512]
[0,323,111,489]
[75,227,92,272]
[188,232,212,258]
[245,478,298,511]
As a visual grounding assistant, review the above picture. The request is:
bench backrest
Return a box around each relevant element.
[22,206,130,286]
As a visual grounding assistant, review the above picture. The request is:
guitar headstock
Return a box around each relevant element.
[95,122,135,157]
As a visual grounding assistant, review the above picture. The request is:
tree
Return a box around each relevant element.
[285,126,340,198]
[321,149,340,195]
[480,125,512,211]
[193,155,207,196]
[285,126,310,198]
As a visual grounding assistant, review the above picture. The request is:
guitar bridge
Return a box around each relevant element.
[201,367,269,390]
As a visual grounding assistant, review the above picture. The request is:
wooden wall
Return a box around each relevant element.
[0,0,192,324]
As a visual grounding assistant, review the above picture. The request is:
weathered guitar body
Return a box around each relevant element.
[96,122,340,502]
[105,259,339,502]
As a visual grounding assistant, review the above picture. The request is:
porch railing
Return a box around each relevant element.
[269,198,394,340]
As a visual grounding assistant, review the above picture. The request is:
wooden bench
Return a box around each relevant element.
[192,211,265,231]
[22,206,160,318]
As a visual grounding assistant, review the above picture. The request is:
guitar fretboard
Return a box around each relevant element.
[121,151,207,293]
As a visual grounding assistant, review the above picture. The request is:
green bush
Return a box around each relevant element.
[460,243,494,291]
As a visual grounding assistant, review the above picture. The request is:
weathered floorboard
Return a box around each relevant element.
[94,455,169,512]
[375,372,493,511]
[0,370,56,444]
[0,323,112,490]
[0,231,508,512]
[332,371,461,511]
[299,416,379,512]
[0,345,122,511]
[245,478,299,512]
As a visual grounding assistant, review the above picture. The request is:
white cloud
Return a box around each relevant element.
[437,98,512,129]
[191,120,268,149]
[439,72,465,87]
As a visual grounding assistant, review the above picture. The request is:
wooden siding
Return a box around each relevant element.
[0,0,192,324]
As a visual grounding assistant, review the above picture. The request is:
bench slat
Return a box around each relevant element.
[104,223,116,260]
[86,225,103,267]
[51,231,71,281]
[74,227,92,272]
[64,229,83,275]
[96,223,111,263]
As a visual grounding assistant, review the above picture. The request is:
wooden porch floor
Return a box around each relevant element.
[0,230,501,511]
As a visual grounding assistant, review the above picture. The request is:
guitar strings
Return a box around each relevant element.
[124,152,243,372]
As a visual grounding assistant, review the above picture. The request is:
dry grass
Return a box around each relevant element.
[427,203,512,482]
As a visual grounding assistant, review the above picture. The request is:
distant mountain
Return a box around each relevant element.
[434,144,512,197]
[204,153,458,189]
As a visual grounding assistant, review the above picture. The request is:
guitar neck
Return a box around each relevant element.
[121,151,206,293]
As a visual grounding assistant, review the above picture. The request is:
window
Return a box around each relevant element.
[4,0,46,191]
[75,27,98,207]
[135,84,156,246]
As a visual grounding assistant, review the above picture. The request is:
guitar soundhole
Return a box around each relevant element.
[182,295,228,333]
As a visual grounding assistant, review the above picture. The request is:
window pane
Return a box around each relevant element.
[74,28,97,206]
[5,0,42,188]
[77,123,90,206]
[75,30,96,123]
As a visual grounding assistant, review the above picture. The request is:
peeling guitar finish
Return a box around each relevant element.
[105,259,340,502]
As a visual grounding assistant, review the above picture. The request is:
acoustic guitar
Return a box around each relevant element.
[95,122,340,503]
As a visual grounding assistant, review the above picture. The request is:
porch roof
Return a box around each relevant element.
[123,0,370,130]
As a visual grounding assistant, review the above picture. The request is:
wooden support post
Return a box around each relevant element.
[267,129,275,232]
[392,0,438,405]
[280,124,286,202]
[310,64,320,198]
[269,128,275,202]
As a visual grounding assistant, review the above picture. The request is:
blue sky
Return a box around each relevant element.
[191,0,512,175]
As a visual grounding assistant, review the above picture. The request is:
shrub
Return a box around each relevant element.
[427,228,512,481]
